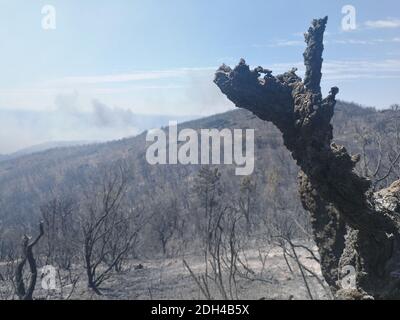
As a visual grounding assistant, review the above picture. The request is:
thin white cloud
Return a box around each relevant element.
[266,59,400,81]
[0,67,233,117]
[54,67,215,85]
[260,36,400,48]
[331,39,376,45]
[365,18,400,29]
[253,40,304,48]
[270,40,304,47]
[330,38,400,45]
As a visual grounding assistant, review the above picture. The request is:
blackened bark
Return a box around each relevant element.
[298,172,346,293]
[214,17,400,299]
[15,222,44,300]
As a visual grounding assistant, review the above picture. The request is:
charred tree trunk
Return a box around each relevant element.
[214,17,400,299]
[15,222,44,300]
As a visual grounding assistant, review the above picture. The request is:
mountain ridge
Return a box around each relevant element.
[0,100,394,232]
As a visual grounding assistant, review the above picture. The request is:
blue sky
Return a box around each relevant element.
[0,0,399,152]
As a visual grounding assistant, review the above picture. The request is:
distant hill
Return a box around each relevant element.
[0,108,199,161]
[0,100,397,231]
[0,141,95,162]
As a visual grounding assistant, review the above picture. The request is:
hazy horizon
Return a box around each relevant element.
[0,0,399,153]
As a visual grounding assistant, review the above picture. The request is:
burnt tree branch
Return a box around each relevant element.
[214,17,400,299]
[15,222,44,300]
